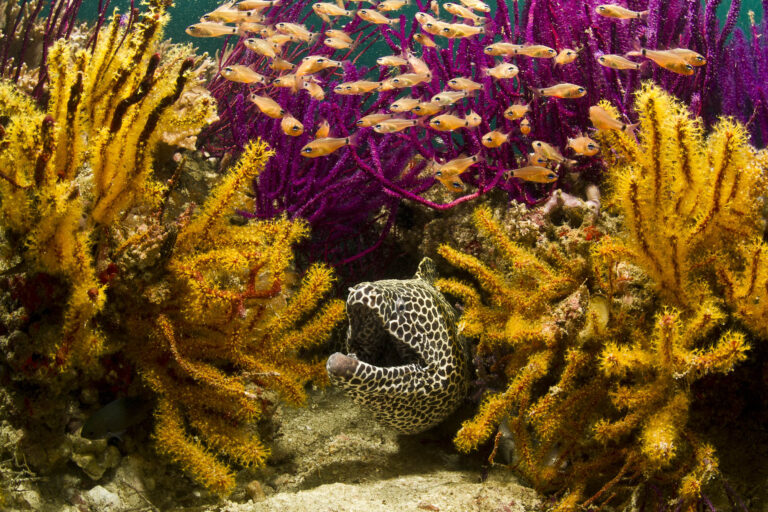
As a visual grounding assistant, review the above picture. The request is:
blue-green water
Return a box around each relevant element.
[82,0,765,56]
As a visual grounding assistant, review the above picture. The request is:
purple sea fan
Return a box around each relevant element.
[197,0,764,270]
[508,0,766,145]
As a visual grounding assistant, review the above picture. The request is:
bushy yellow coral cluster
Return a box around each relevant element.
[437,84,766,511]
[0,1,344,496]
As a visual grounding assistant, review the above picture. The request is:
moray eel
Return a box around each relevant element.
[327,258,470,434]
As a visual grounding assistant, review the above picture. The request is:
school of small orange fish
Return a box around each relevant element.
[187,0,705,191]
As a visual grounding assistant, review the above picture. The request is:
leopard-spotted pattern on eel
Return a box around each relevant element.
[326,258,471,434]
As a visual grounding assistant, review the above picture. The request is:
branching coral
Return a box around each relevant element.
[0,1,344,496]
[436,84,767,511]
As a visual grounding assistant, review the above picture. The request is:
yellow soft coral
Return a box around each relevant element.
[0,2,344,496]
[438,84,766,512]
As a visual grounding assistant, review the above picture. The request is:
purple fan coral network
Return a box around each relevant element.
[191,0,762,266]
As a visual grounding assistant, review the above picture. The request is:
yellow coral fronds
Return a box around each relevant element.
[177,139,274,250]
[153,399,236,496]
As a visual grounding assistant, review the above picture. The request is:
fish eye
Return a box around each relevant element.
[548,173,556,180]
[433,120,441,125]
[599,56,606,62]
[587,143,597,150]
[452,182,461,189]
[303,148,313,153]
[223,67,233,73]
[548,49,556,55]
[686,65,693,70]
[436,170,443,176]
[578,87,585,93]
[317,58,325,63]
[279,109,285,115]
[292,126,300,131]
[597,6,605,12]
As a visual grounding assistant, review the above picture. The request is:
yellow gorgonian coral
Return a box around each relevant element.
[0,1,344,496]
[437,84,765,512]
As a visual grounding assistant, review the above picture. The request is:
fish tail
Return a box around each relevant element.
[638,10,649,20]
[415,116,429,128]
[527,85,543,98]
[346,132,360,147]
[623,122,639,136]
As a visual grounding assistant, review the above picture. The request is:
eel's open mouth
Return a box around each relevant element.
[346,300,423,367]
[327,288,424,380]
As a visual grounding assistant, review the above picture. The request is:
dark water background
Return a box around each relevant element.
[82,0,765,58]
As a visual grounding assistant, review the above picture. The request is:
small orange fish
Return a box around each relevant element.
[482,130,510,148]
[413,33,438,47]
[520,117,531,135]
[628,48,695,75]
[554,48,579,66]
[334,80,382,95]
[237,0,280,9]
[325,29,353,43]
[324,37,353,50]
[302,78,325,100]
[356,113,396,127]
[275,22,314,42]
[272,74,302,92]
[358,9,399,25]
[243,37,278,58]
[267,33,298,47]
[420,19,448,36]
[377,55,408,67]
[435,154,480,175]
[459,0,490,13]
[270,57,295,71]
[509,165,557,183]
[295,55,342,77]
[202,7,262,23]
[485,62,519,79]
[436,174,466,193]
[527,152,547,166]
[515,45,556,58]
[431,90,474,106]
[389,98,421,112]
[441,22,485,38]
[406,53,430,75]
[598,54,641,70]
[429,113,469,131]
[503,103,529,120]
[185,22,238,37]
[447,77,483,91]
[430,0,439,15]
[249,94,285,118]
[483,42,523,56]
[531,83,586,98]
[412,102,444,116]
[373,118,422,133]
[301,136,354,157]
[238,22,267,33]
[443,2,484,24]
[465,110,482,128]
[312,2,354,17]
[595,4,649,20]
[588,105,638,133]
[221,65,266,84]
[532,140,576,165]
[667,48,706,66]
[382,72,431,89]
[414,12,439,25]
[567,134,600,156]
[377,0,410,11]
[281,115,304,136]
[315,120,330,138]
